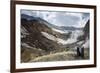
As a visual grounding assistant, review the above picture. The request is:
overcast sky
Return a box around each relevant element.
[21,9,90,28]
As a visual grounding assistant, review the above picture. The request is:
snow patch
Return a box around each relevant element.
[57,38,76,45]
[41,32,56,41]
[52,28,68,34]
[22,43,33,48]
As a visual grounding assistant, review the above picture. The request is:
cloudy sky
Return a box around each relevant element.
[21,9,90,28]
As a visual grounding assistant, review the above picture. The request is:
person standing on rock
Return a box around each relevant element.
[81,47,84,58]
[77,47,81,57]
[76,46,84,59]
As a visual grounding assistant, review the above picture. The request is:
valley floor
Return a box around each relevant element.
[21,48,89,63]
[30,49,89,62]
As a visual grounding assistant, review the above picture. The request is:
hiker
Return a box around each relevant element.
[77,47,81,56]
[76,46,84,58]
[81,47,84,58]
